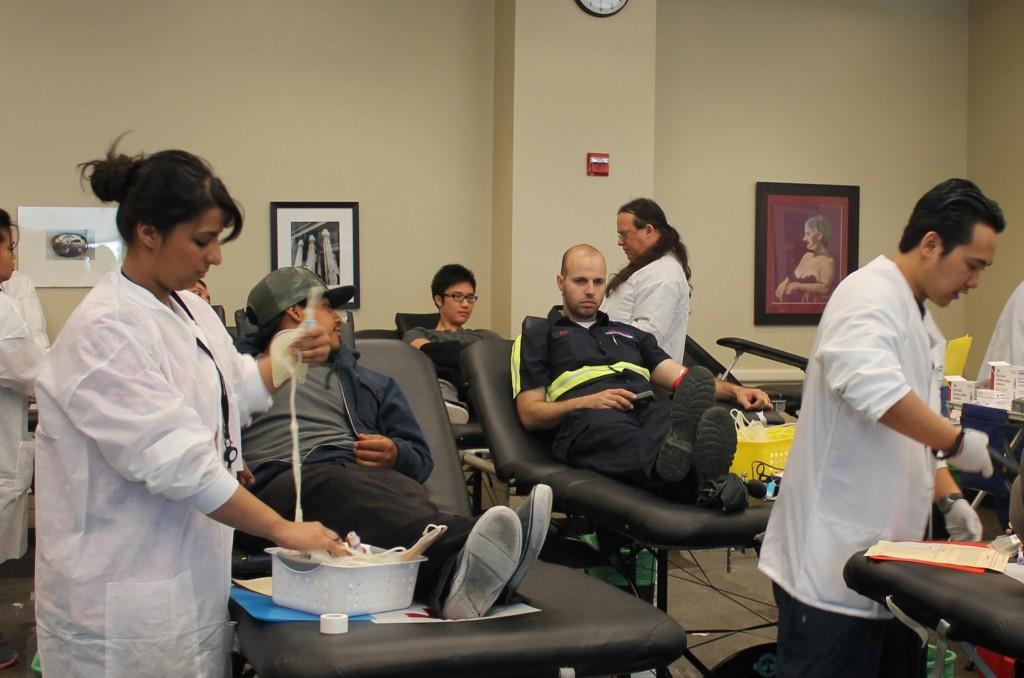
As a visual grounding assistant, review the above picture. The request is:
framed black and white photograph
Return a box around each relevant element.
[17,206,121,287]
[270,201,360,308]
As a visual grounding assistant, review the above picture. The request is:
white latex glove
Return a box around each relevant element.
[948,429,994,478]
[943,498,983,541]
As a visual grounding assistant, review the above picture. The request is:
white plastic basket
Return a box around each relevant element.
[268,547,426,616]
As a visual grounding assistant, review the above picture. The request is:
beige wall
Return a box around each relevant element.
[655,0,969,374]
[8,0,999,367]
[965,0,1024,378]
[506,0,658,329]
[1,0,496,337]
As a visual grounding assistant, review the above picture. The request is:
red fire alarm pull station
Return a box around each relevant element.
[587,152,609,176]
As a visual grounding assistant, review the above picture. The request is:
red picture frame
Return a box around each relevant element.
[754,182,859,325]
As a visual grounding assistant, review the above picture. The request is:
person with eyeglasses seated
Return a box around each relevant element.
[237,267,552,620]
[405,264,500,421]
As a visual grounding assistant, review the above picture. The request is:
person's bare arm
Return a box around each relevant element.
[651,359,770,410]
[409,338,430,349]
[934,465,961,500]
[878,391,959,453]
[516,386,635,431]
[208,485,345,555]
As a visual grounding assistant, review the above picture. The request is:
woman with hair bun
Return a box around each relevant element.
[773,214,836,303]
[33,141,344,676]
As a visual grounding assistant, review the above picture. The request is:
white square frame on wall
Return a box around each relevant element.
[270,202,360,309]
[16,206,121,287]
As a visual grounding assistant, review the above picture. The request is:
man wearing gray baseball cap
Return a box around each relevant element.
[236,267,552,619]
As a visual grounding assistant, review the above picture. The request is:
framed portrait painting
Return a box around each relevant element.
[754,182,859,325]
[270,202,360,309]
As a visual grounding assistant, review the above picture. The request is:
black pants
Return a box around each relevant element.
[552,399,671,486]
[773,583,923,677]
[236,460,476,609]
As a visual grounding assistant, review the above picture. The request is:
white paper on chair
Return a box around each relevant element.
[369,602,540,624]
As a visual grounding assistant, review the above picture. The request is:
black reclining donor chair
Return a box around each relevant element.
[683,335,806,417]
[395,310,488,452]
[230,339,685,677]
[461,340,772,603]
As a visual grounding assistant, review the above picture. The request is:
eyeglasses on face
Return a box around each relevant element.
[443,293,479,304]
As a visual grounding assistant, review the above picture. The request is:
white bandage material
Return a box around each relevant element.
[268,326,311,522]
[320,613,349,634]
[269,329,309,388]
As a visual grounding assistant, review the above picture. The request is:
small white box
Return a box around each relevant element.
[976,388,1013,410]
[946,376,975,405]
[988,361,1024,399]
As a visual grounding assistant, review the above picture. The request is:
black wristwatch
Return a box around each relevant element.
[934,429,965,460]
[937,492,964,514]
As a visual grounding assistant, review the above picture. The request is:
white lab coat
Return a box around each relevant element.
[758,256,943,619]
[602,253,690,362]
[34,272,272,677]
[977,281,1024,382]
[0,292,46,563]
[1,270,51,349]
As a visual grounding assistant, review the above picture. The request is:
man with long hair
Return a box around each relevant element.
[603,198,691,362]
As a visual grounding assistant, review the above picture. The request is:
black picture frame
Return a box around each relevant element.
[754,182,859,326]
[270,201,360,309]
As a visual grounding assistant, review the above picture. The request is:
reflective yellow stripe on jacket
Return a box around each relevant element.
[544,362,650,401]
[511,335,523,397]
[511,335,649,401]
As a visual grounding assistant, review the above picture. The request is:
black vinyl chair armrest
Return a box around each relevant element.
[355,328,401,340]
[717,337,808,372]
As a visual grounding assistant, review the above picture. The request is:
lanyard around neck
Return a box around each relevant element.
[119,272,238,468]
[168,291,238,469]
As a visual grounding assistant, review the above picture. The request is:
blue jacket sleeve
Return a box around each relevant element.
[376,377,434,483]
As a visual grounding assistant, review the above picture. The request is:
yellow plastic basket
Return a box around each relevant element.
[729,425,795,478]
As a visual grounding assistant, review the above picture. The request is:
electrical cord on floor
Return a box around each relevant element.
[672,550,778,625]
[669,568,777,610]
[669,571,777,627]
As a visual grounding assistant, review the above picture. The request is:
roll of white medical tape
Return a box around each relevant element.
[320,613,349,634]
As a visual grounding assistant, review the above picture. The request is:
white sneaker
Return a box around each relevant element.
[441,506,522,619]
[505,484,553,599]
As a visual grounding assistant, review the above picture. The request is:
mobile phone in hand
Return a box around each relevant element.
[633,390,655,406]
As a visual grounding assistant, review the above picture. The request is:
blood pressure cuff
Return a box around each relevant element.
[696,473,748,513]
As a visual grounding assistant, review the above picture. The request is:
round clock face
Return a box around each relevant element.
[575,0,628,18]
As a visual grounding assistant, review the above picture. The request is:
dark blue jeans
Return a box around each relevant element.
[773,583,923,677]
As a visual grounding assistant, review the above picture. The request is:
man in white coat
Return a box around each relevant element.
[977,280,1024,382]
[759,178,1004,677]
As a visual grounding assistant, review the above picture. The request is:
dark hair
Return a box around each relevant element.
[608,198,691,295]
[898,178,1005,254]
[0,208,12,241]
[431,264,477,299]
[79,136,243,245]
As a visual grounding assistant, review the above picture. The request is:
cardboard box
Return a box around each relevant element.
[946,376,976,405]
[987,361,1024,399]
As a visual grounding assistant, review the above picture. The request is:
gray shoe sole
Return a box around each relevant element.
[505,484,553,599]
[441,506,522,620]
[656,366,717,482]
[693,407,738,485]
